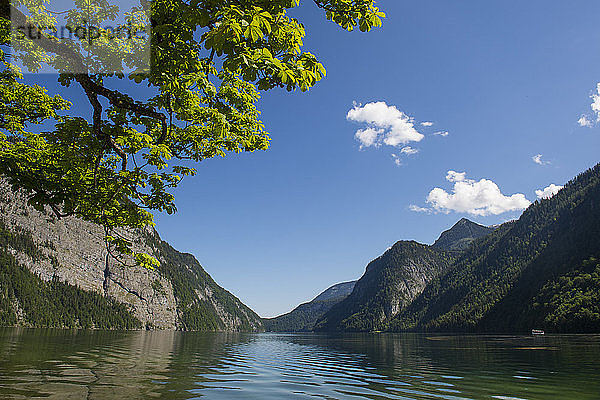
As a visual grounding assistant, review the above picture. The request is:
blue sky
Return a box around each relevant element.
[19,0,600,317]
[152,0,600,317]
[150,0,600,317]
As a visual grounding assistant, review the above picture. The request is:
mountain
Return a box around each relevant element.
[432,218,495,251]
[0,179,262,331]
[312,281,356,302]
[389,163,600,333]
[263,281,356,332]
[314,241,455,332]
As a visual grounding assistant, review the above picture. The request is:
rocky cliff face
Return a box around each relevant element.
[0,179,262,331]
[314,241,454,332]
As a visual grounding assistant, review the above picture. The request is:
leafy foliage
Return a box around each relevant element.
[0,0,384,265]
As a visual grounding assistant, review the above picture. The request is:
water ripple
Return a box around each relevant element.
[1,330,599,399]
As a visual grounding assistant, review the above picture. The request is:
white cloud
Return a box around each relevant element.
[400,146,419,155]
[532,154,550,165]
[577,84,600,126]
[535,184,563,199]
[409,204,431,213]
[578,115,592,127]
[433,131,449,137]
[446,170,466,182]
[347,102,424,148]
[355,127,383,148]
[421,121,434,127]
[425,171,531,216]
[592,83,600,121]
[390,148,417,166]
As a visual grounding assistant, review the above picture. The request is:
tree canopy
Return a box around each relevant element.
[0,0,383,267]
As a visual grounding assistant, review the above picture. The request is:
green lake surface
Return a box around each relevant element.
[0,329,599,399]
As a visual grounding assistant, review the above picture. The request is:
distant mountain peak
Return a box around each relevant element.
[433,218,495,251]
[262,280,357,332]
[312,281,356,302]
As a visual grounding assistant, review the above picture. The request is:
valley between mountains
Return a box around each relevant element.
[2,163,600,333]
[265,163,600,334]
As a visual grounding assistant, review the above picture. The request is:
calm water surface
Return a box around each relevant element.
[0,329,599,399]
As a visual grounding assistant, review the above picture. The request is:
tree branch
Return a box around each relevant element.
[4,2,168,144]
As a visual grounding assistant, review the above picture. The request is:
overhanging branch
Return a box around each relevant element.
[2,1,168,144]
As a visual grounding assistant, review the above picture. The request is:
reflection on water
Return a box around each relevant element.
[0,329,599,399]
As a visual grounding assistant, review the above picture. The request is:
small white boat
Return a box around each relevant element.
[531,329,545,335]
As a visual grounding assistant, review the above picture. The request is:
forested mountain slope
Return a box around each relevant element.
[389,163,600,333]
[314,241,455,332]
[0,179,262,331]
[263,281,356,332]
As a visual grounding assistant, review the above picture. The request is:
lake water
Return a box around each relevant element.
[0,329,599,399]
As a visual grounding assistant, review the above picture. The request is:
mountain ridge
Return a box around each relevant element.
[388,162,600,333]
[433,218,495,251]
[310,163,600,334]
[263,280,356,332]
[265,218,497,333]
[312,281,356,302]
[314,241,455,332]
[0,178,263,331]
